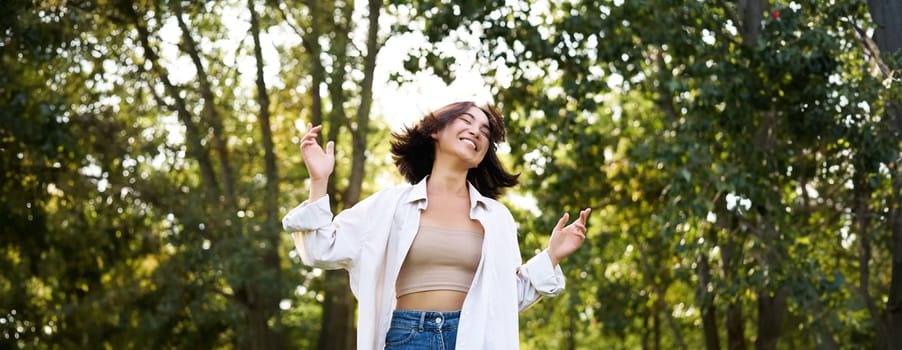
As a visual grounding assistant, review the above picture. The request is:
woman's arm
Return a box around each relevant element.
[282,191,386,270]
[516,250,566,311]
[515,208,592,311]
[282,123,367,270]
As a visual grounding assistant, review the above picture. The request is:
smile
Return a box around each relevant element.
[460,138,477,151]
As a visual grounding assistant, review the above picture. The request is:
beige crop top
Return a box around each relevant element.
[395,225,484,297]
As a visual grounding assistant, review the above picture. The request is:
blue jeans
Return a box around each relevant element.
[384,310,460,349]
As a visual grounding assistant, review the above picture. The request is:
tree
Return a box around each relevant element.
[399,0,900,348]
[863,0,902,348]
[277,0,385,348]
[3,0,898,348]
[2,0,389,348]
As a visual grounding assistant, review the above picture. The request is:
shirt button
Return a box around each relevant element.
[435,317,442,323]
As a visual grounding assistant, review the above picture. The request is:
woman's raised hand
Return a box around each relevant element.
[548,208,591,266]
[300,123,335,181]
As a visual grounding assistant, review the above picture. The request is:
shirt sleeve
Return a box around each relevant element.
[515,249,566,311]
[282,191,386,270]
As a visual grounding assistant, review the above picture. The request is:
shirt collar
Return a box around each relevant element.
[405,175,488,211]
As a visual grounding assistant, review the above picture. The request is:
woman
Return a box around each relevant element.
[282,101,591,349]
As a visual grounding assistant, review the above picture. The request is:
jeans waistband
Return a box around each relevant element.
[391,310,461,330]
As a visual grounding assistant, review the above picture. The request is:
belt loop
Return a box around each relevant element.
[418,311,426,330]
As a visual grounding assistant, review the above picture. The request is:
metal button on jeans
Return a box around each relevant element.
[435,317,442,324]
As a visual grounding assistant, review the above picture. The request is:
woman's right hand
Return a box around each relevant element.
[300,123,335,181]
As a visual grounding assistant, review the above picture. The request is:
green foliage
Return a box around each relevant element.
[405,0,901,348]
[3,0,900,348]
[2,0,384,348]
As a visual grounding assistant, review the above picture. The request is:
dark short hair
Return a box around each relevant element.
[390,101,519,199]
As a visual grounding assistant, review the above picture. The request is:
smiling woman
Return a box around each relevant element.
[390,102,515,199]
[282,101,593,349]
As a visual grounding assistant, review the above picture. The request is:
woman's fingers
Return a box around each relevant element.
[554,213,570,231]
[300,124,326,151]
[562,208,591,235]
[306,123,322,132]
[556,207,592,238]
[325,141,335,156]
[304,126,322,138]
[303,124,322,138]
[579,208,592,225]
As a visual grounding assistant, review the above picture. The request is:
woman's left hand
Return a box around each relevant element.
[548,208,592,266]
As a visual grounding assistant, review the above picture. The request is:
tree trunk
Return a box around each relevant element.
[248,0,279,245]
[867,2,902,348]
[344,0,382,205]
[698,255,721,350]
[718,195,747,350]
[318,270,356,350]
[243,294,280,350]
[320,89,356,348]
[322,4,351,208]
[722,235,753,350]
[868,0,902,55]
[737,0,767,45]
[888,161,902,350]
[289,2,355,348]
[751,104,786,350]
[755,287,788,350]
[887,103,902,350]
[247,1,284,349]
[298,0,324,127]
[752,194,788,349]
[726,301,746,350]
[853,172,889,348]
[720,242,746,350]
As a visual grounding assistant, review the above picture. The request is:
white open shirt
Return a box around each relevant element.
[282,177,565,349]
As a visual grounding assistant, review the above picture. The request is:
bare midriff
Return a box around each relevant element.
[396,290,468,312]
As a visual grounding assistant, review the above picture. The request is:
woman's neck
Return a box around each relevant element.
[427,166,469,198]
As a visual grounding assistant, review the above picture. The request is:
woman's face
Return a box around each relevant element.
[432,106,492,168]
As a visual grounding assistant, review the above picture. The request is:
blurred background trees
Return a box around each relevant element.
[1,0,899,349]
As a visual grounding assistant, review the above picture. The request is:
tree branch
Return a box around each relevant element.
[715,0,743,38]
[121,1,222,207]
[846,16,892,77]
[173,1,238,212]
[344,0,384,206]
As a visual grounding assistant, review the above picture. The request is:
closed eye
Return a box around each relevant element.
[461,113,491,138]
